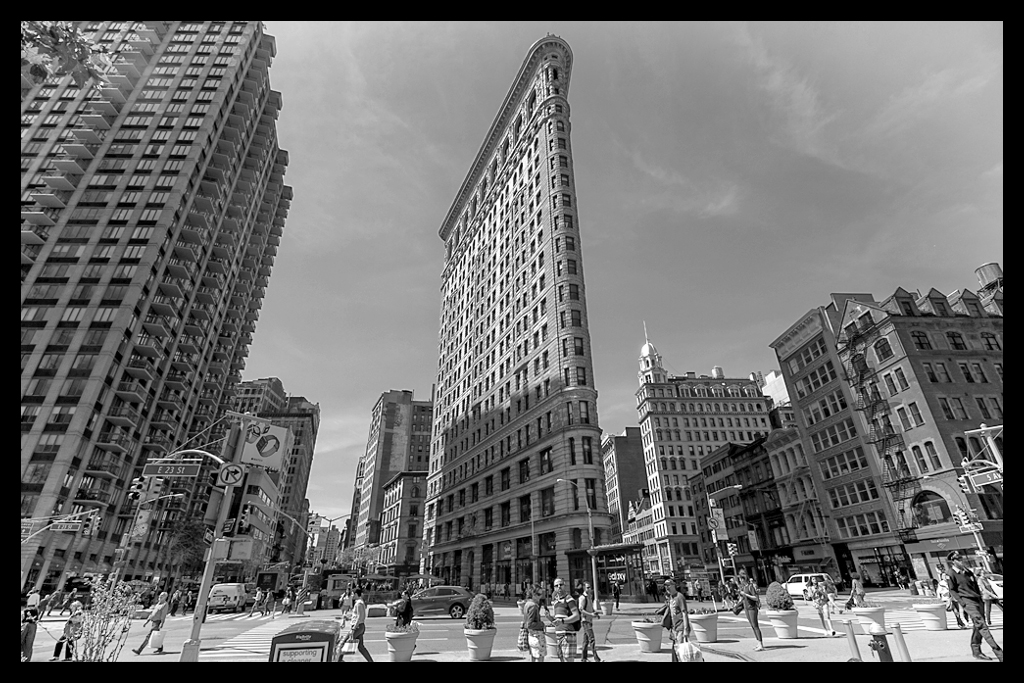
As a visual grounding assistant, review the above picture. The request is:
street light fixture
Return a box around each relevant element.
[706,484,742,583]
[556,478,601,607]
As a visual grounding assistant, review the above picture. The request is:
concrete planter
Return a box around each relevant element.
[852,606,887,635]
[689,612,719,643]
[464,628,497,661]
[631,621,664,653]
[601,602,614,616]
[913,603,948,631]
[384,630,418,662]
[765,609,800,639]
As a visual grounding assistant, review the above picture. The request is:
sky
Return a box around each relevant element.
[248,22,1002,523]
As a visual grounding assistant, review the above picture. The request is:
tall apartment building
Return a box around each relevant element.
[233,375,287,414]
[20,21,290,591]
[832,269,1003,580]
[423,37,611,591]
[634,335,772,576]
[379,471,428,576]
[601,427,645,543]
[352,390,432,559]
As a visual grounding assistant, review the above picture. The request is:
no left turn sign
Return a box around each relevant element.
[217,463,245,487]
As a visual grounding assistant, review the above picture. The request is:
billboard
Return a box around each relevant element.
[240,421,292,472]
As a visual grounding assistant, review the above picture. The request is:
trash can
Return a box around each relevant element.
[269,620,342,662]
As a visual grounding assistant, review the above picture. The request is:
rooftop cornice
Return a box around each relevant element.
[438,35,573,243]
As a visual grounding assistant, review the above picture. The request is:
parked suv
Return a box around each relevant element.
[784,573,839,601]
[390,586,474,619]
[208,583,249,613]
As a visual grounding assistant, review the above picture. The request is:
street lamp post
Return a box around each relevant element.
[706,484,742,584]
[557,479,601,608]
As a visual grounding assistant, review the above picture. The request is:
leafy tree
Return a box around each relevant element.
[161,518,208,581]
[73,576,138,662]
[21,21,115,89]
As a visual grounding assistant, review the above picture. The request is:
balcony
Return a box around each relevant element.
[174,242,201,262]
[149,295,179,318]
[107,404,141,428]
[202,271,226,289]
[133,336,162,357]
[142,314,171,338]
[52,156,88,175]
[164,371,189,391]
[221,319,239,333]
[166,258,196,280]
[115,379,147,404]
[84,455,123,480]
[193,193,215,213]
[142,433,172,453]
[125,356,156,381]
[62,141,98,159]
[189,305,211,321]
[150,410,176,431]
[80,112,112,130]
[205,257,228,275]
[30,189,70,208]
[157,393,183,413]
[73,488,112,507]
[171,352,196,372]
[198,391,218,406]
[212,345,231,361]
[158,278,186,299]
[42,173,78,191]
[21,210,56,226]
[866,427,904,448]
[178,335,202,355]
[95,431,137,454]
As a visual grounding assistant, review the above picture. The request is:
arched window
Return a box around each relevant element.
[954,437,969,461]
[924,441,942,470]
[946,331,967,350]
[874,338,894,362]
[670,458,678,470]
[912,491,953,527]
[981,332,1001,351]
[911,331,932,350]
[911,445,928,473]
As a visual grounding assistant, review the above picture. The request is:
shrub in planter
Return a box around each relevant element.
[384,621,420,662]
[764,581,799,639]
[464,593,497,661]
[631,617,664,653]
[687,608,719,643]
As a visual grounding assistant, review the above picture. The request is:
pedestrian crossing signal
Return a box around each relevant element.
[727,542,738,557]
[81,513,96,536]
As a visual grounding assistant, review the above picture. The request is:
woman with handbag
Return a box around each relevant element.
[338,588,373,662]
[736,570,764,652]
[809,576,837,636]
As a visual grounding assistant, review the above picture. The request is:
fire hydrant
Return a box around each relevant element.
[867,623,894,662]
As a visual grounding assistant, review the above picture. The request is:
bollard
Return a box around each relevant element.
[891,623,912,662]
[867,623,894,662]
[842,619,862,661]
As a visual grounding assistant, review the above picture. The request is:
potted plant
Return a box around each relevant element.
[384,621,419,662]
[912,595,948,631]
[464,593,497,661]
[688,607,719,643]
[764,581,799,639]
[851,600,887,635]
[631,616,664,653]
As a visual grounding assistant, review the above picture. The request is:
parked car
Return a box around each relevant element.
[987,573,1003,601]
[390,585,474,619]
[784,573,839,601]
[207,583,249,613]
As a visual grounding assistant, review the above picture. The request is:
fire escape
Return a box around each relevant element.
[839,319,921,544]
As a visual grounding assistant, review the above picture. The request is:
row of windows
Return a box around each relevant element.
[909,329,1000,352]
[827,478,880,509]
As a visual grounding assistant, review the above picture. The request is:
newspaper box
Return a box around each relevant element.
[268,620,342,662]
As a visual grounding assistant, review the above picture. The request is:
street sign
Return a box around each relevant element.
[959,523,984,534]
[203,527,215,545]
[747,530,760,552]
[222,518,236,534]
[217,463,245,487]
[21,521,34,539]
[969,470,1003,489]
[142,462,202,477]
[51,522,82,532]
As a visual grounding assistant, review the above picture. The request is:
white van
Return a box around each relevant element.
[208,583,249,613]
[784,573,839,601]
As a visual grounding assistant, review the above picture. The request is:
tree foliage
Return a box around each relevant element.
[162,518,209,579]
[73,576,138,662]
[21,21,115,89]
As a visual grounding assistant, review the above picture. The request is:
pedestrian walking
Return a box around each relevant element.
[577,581,603,662]
[49,601,83,661]
[341,588,354,616]
[394,589,414,628]
[21,607,39,662]
[522,587,546,662]
[663,579,693,662]
[945,551,1003,661]
[58,589,78,616]
[132,591,169,654]
[809,577,837,636]
[170,589,182,617]
[849,576,866,608]
[338,588,373,662]
[979,571,1003,624]
[545,578,580,662]
[612,581,621,610]
[183,590,194,615]
[737,570,765,652]
[937,566,968,629]
[46,589,62,617]
[824,575,839,613]
[250,588,265,616]
[26,587,41,612]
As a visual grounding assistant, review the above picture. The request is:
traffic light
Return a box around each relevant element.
[81,513,96,536]
[953,508,968,526]
[727,542,738,557]
[239,503,250,532]
[127,477,146,500]
[957,475,974,495]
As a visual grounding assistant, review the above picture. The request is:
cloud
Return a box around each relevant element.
[627,148,740,218]
[735,24,840,166]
